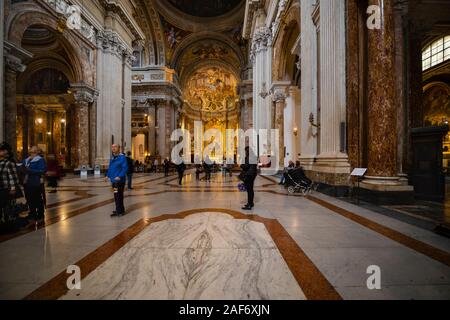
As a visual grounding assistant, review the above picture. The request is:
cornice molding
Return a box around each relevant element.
[97,0,145,40]
[243,0,265,39]
[153,0,245,33]
[70,83,99,103]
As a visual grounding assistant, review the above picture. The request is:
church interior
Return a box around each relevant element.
[1,0,450,302]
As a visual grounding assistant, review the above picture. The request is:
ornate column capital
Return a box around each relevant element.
[4,40,33,73]
[71,83,99,104]
[272,91,286,103]
[5,55,26,73]
[124,50,136,67]
[96,30,132,59]
[270,81,291,103]
[252,27,272,51]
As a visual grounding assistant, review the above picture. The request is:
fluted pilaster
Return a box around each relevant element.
[319,0,347,157]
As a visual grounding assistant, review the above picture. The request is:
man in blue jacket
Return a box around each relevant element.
[105,144,128,217]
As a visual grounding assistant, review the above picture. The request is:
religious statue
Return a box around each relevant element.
[167,27,178,48]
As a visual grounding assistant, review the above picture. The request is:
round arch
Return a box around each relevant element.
[272,2,300,82]
[171,31,245,71]
[16,58,76,94]
[180,59,241,89]
[7,9,92,85]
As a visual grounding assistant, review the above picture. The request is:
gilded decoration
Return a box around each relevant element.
[423,83,450,126]
[184,67,238,115]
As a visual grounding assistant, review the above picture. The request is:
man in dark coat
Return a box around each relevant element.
[126,151,134,190]
[176,160,186,185]
[240,146,258,210]
[163,158,170,177]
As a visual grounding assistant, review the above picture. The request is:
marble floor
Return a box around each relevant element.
[0,171,450,300]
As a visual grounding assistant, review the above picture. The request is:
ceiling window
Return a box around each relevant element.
[422,35,450,71]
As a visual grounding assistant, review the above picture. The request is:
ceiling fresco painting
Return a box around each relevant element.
[184,66,238,115]
[167,0,243,17]
[176,40,242,81]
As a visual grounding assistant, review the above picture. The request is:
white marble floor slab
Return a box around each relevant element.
[61,213,305,300]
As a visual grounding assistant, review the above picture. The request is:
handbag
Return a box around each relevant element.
[237,182,246,192]
[238,172,246,181]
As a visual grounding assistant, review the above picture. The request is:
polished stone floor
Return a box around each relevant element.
[0,171,450,300]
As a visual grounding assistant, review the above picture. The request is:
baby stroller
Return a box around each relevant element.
[284,168,315,195]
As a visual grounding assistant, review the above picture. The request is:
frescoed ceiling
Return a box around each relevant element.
[176,39,242,80]
[167,0,242,17]
[184,66,238,115]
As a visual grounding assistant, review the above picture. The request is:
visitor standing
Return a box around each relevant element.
[126,151,134,190]
[164,158,170,177]
[0,142,20,223]
[105,144,128,217]
[176,160,186,185]
[22,146,47,221]
[240,146,257,210]
[203,156,212,182]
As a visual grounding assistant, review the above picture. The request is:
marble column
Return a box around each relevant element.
[165,101,174,159]
[73,100,89,168]
[274,94,285,168]
[239,81,253,132]
[363,0,411,191]
[345,0,362,170]
[271,82,290,168]
[393,2,408,181]
[155,101,167,158]
[72,85,98,169]
[366,0,397,178]
[22,105,34,159]
[4,55,26,157]
[26,106,35,148]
